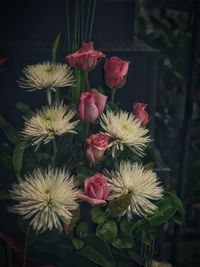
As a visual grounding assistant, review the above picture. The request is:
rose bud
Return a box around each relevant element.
[133,103,149,126]
[86,133,109,165]
[104,56,130,89]
[65,42,105,72]
[79,89,107,122]
[78,173,109,206]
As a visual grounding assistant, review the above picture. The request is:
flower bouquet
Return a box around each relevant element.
[0,38,184,267]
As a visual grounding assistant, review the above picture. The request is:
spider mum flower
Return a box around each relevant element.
[22,103,79,148]
[106,162,163,218]
[18,62,74,91]
[9,167,79,232]
[100,110,150,156]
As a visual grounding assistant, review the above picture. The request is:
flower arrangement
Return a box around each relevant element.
[0,38,184,267]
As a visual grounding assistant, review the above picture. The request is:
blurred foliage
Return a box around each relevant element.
[136,0,200,235]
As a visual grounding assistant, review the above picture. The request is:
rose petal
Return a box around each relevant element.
[78,193,106,206]
[91,89,107,115]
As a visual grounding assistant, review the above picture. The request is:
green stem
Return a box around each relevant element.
[84,71,90,91]
[73,68,82,103]
[85,0,91,41]
[85,122,90,139]
[77,0,81,46]
[73,0,79,51]
[55,89,61,104]
[23,225,30,267]
[47,89,52,106]
[81,0,85,42]
[111,89,116,103]
[52,137,57,165]
[6,242,12,267]
[88,0,96,41]
[66,0,71,52]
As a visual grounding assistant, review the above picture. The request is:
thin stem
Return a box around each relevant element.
[140,231,145,267]
[73,0,79,51]
[52,137,57,166]
[55,89,60,104]
[111,89,116,103]
[81,0,85,42]
[23,225,30,267]
[77,0,81,47]
[47,89,52,106]
[6,242,12,267]
[85,0,91,41]
[84,71,90,91]
[66,0,71,52]
[73,68,82,103]
[88,0,96,41]
[149,235,155,267]
[85,122,90,139]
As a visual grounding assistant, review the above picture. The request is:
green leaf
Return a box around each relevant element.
[0,115,20,145]
[112,235,134,249]
[36,153,53,163]
[0,142,13,171]
[148,202,175,226]
[52,32,61,63]
[147,192,184,226]
[147,191,184,226]
[165,191,184,214]
[96,220,118,244]
[15,102,32,114]
[72,238,84,250]
[76,222,88,238]
[12,141,27,177]
[90,207,107,224]
[80,235,115,267]
[108,192,131,216]
[120,218,144,235]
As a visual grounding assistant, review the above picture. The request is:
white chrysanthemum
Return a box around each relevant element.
[100,110,150,156]
[106,161,163,218]
[9,167,79,232]
[18,62,74,91]
[21,103,79,148]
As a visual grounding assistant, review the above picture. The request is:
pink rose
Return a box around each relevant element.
[78,173,109,205]
[104,56,130,89]
[86,133,109,164]
[65,42,105,72]
[79,89,107,122]
[133,103,149,126]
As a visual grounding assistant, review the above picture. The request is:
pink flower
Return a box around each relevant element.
[104,56,130,89]
[78,173,109,205]
[133,103,149,126]
[65,42,105,72]
[86,133,109,165]
[79,89,107,122]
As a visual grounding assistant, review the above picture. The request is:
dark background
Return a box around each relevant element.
[0,0,200,266]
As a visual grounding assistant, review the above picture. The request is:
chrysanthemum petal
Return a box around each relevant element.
[21,103,79,148]
[18,62,75,91]
[106,162,163,218]
[100,110,150,156]
[9,167,79,232]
